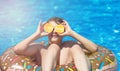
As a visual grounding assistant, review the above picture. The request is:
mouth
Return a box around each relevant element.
[52,33,59,37]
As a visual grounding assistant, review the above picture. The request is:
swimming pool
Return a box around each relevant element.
[0,0,120,70]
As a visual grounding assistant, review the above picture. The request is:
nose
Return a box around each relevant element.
[53,28,55,32]
[52,28,57,34]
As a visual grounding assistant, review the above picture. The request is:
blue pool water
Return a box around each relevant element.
[0,0,120,70]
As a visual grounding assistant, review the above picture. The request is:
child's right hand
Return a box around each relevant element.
[35,21,49,37]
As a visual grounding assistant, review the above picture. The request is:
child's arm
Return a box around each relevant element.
[13,21,48,56]
[70,31,97,52]
[60,20,98,53]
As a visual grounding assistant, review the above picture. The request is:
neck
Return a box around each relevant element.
[49,39,62,45]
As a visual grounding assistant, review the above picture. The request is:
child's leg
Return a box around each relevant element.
[40,47,47,70]
[42,44,60,71]
[70,44,90,71]
[60,41,91,71]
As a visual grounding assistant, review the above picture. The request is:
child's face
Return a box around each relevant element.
[47,21,64,43]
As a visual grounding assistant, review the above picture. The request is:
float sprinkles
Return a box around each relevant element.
[0,46,117,71]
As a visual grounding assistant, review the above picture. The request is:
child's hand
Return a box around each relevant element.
[35,21,49,37]
[59,20,73,36]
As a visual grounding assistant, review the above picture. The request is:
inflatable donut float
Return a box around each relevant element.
[0,46,118,71]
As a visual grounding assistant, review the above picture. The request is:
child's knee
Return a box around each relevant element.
[62,41,78,47]
[49,43,59,47]
[48,44,60,51]
[71,44,83,51]
[41,48,47,55]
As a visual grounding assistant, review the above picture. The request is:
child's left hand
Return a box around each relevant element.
[59,20,74,36]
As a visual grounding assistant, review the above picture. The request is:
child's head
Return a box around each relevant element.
[46,17,65,44]
[47,17,64,24]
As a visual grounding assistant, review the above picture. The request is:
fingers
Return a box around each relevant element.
[58,32,67,36]
[42,21,46,24]
[38,20,43,28]
[43,32,49,36]
[41,32,49,37]
[58,33,63,36]
[63,20,69,26]
[63,20,71,30]
[39,20,42,24]
[39,21,46,32]
[38,20,46,26]
[39,20,44,27]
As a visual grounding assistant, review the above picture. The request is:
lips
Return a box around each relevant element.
[52,33,59,37]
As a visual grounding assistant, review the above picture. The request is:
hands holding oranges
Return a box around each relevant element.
[35,20,74,37]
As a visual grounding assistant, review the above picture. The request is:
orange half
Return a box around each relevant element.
[55,25,65,34]
[44,23,54,33]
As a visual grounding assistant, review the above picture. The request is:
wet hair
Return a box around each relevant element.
[47,17,64,24]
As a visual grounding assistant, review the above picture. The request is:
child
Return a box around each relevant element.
[13,17,98,71]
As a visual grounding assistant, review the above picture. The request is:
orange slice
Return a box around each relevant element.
[44,23,54,33]
[55,25,65,34]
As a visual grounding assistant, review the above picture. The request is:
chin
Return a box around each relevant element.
[51,39,58,42]
[51,38,60,43]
